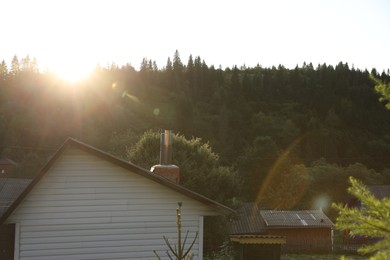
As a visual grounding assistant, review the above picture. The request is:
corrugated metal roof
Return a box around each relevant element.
[231,203,334,234]
[260,210,334,228]
[0,178,31,217]
[230,202,267,234]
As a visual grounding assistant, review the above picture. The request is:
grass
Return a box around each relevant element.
[281,254,367,260]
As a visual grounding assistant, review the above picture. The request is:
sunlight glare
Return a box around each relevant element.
[313,194,331,211]
[51,61,94,83]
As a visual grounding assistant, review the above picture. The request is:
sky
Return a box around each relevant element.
[1,0,390,80]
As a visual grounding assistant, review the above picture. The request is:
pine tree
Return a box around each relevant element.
[371,74,390,110]
[333,177,390,259]
[0,60,8,79]
[11,55,20,75]
[173,50,183,73]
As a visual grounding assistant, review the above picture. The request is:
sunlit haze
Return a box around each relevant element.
[2,0,389,81]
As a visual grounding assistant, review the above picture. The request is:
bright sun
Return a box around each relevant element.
[50,60,95,83]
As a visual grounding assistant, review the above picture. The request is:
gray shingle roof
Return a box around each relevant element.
[260,210,334,228]
[0,178,32,217]
[230,202,267,234]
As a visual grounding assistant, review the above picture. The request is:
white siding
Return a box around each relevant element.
[6,148,220,260]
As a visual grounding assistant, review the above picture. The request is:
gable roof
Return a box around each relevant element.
[230,202,266,235]
[260,210,334,228]
[0,138,234,224]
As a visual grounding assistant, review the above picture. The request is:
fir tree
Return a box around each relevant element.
[333,177,390,259]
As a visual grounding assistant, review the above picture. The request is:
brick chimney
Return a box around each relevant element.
[150,130,180,184]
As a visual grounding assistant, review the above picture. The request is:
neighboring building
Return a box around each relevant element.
[230,202,334,258]
[230,203,286,260]
[0,158,17,177]
[260,209,334,253]
[0,137,234,260]
[0,178,31,218]
[348,185,390,208]
[368,185,390,199]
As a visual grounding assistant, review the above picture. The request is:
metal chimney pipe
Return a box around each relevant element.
[160,129,172,165]
[152,129,180,184]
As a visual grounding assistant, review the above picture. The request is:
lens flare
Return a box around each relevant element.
[313,194,331,211]
[153,108,160,116]
[256,136,308,209]
[121,91,140,103]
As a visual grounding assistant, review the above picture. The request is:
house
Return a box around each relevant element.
[230,202,334,258]
[0,137,234,260]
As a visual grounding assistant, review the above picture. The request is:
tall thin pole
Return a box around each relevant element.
[177,202,182,260]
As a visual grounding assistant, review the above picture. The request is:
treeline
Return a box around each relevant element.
[1,52,390,204]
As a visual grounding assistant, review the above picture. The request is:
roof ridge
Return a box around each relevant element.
[0,137,235,224]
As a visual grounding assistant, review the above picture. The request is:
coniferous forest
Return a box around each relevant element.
[1,52,390,214]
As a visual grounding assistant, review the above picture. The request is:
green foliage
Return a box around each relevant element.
[108,129,139,158]
[332,177,390,259]
[257,162,308,209]
[281,254,366,260]
[125,130,241,204]
[126,129,160,168]
[371,74,390,110]
[235,136,279,200]
[294,160,386,218]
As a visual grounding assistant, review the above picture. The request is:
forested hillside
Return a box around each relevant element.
[1,52,390,209]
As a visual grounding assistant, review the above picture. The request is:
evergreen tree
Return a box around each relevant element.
[21,55,31,71]
[333,177,390,259]
[0,60,8,79]
[173,50,183,73]
[371,74,390,110]
[11,55,20,75]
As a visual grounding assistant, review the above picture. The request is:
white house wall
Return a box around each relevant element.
[6,147,220,260]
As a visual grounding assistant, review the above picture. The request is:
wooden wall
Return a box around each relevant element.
[267,228,332,253]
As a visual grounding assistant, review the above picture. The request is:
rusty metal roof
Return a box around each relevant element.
[260,210,334,228]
